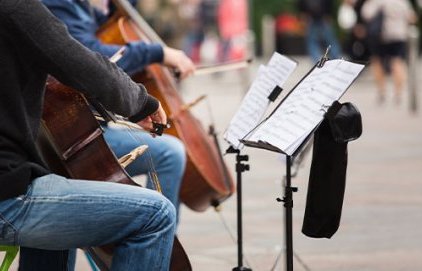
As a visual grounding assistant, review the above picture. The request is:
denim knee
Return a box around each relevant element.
[144,194,177,233]
[163,137,186,170]
[161,195,177,224]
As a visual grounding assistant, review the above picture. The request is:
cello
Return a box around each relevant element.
[96,0,235,212]
[37,77,192,271]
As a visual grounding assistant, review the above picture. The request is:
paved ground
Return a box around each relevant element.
[177,56,422,271]
[3,56,422,270]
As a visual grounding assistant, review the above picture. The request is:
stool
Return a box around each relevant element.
[0,246,19,271]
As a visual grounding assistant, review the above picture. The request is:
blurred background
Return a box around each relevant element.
[3,0,422,270]
[136,1,422,270]
[135,0,422,62]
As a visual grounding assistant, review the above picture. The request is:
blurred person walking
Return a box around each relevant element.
[182,0,219,63]
[340,0,371,62]
[298,0,342,63]
[362,0,417,104]
[217,0,248,62]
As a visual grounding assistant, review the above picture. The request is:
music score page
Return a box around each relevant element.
[245,59,365,155]
[224,52,297,149]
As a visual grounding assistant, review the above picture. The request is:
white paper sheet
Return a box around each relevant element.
[224,52,297,149]
[247,59,365,155]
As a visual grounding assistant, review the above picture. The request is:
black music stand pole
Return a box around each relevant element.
[277,155,297,271]
[227,85,283,270]
[276,51,329,271]
[226,146,252,271]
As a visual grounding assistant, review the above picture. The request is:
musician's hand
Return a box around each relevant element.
[163,47,196,80]
[137,102,167,133]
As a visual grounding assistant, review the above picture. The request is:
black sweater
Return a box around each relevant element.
[0,0,158,200]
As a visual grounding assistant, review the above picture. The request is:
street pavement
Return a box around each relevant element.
[176,56,422,271]
[3,56,422,270]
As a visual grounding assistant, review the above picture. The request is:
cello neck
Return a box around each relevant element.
[111,0,165,45]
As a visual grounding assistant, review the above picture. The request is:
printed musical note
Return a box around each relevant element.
[246,59,365,155]
[224,52,297,149]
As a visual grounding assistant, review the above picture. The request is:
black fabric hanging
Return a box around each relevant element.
[302,101,362,238]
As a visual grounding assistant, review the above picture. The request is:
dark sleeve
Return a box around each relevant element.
[0,0,159,120]
[42,0,164,75]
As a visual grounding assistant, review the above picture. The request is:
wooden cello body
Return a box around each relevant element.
[37,78,191,271]
[97,0,235,211]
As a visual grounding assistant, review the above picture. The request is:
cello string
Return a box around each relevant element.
[124,124,162,193]
[110,120,163,193]
[106,36,162,192]
[126,126,162,193]
[107,1,236,213]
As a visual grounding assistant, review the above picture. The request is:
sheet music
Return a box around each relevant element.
[224,52,297,149]
[247,59,365,155]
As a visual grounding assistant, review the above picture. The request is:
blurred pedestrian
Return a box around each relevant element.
[182,0,219,63]
[362,0,417,104]
[340,0,371,61]
[217,0,248,62]
[298,0,342,63]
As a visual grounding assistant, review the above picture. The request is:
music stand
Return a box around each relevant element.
[226,146,252,271]
[240,117,318,271]
[240,51,365,271]
[227,85,284,271]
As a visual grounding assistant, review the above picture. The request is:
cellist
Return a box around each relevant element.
[42,0,195,218]
[24,0,196,269]
[0,0,176,270]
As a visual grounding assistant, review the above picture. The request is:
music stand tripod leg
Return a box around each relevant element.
[277,155,297,271]
[227,147,252,271]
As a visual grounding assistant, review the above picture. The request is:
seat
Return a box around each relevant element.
[0,246,19,271]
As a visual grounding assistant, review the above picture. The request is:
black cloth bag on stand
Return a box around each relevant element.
[302,101,362,238]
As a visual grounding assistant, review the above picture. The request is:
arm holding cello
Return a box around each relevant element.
[42,0,195,77]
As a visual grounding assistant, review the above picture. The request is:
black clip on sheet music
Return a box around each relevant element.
[268,85,283,102]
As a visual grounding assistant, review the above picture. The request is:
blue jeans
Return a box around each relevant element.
[306,19,341,63]
[102,126,186,264]
[21,125,187,270]
[103,124,186,211]
[0,174,176,271]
